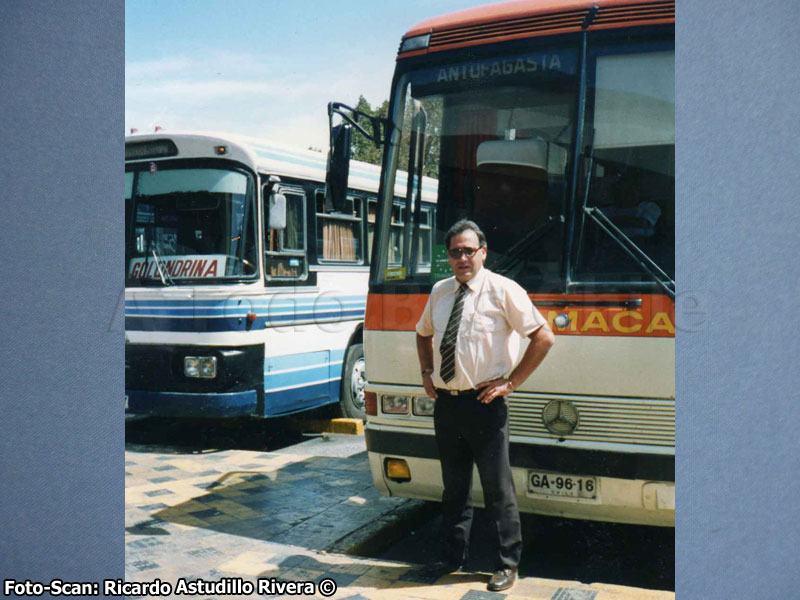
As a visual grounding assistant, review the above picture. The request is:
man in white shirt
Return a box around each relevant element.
[416,219,555,592]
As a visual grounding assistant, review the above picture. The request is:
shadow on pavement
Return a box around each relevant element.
[125,416,308,454]
[376,507,675,592]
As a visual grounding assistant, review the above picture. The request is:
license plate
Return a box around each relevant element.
[527,470,597,499]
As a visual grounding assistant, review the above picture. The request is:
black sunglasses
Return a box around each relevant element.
[447,246,482,259]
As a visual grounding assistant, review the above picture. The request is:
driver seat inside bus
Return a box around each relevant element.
[474,138,566,286]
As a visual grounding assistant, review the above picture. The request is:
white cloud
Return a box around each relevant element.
[125,51,394,149]
[125,56,194,79]
[126,51,291,85]
[127,79,277,101]
[259,112,331,150]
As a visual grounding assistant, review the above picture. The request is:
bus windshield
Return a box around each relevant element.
[379,38,674,293]
[125,165,258,285]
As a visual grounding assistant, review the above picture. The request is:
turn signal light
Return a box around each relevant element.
[385,458,411,482]
[365,391,378,416]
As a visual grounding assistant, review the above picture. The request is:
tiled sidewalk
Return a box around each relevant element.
[125,435,673,600]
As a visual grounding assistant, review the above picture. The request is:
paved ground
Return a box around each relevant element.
[125,434,673,599]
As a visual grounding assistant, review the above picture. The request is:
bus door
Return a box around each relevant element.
[262,181,333,415]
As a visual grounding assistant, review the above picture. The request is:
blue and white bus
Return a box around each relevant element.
[125,131,437,419]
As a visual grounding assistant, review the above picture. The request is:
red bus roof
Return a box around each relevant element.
[400,0,674,58]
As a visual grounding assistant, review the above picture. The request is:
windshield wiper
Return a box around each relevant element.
[574,132,595,269]
[150,245,174,286]
[574,130,674,299]
[492,215,561,275]
[584,206,675,299]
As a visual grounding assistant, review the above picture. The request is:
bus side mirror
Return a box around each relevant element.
[325,123,352,213]
[268,193,287,230]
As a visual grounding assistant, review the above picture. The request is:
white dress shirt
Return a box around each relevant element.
[416,267,546,390]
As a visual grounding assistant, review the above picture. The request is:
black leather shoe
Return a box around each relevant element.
[420,560,464,577]
[487,568,517,592]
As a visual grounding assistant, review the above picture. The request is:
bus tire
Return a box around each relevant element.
[340,342,366,420]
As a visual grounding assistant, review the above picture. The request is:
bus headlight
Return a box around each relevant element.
[381,395,409,414]
[413,397,435,416]
[184,357,199,377]
[185,356,217,379]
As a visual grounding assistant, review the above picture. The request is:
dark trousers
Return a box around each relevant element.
[433,392,522,570]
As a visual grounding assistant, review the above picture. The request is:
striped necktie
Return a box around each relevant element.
[439,283,468,383]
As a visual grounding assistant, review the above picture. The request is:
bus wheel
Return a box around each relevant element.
[340,343,366,420]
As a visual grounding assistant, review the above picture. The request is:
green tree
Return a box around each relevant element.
[350,95,388,166]
[348,94,441,180]
[396,96,442,180]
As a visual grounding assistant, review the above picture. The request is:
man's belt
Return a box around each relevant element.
[435,388,479,397]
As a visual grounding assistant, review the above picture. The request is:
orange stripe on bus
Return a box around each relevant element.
[366,293,675,337]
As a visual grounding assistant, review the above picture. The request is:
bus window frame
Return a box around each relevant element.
[373,29,674,295]
[124,158,259,286]
[364,195,378,265]
[373,35,583,290]
[567,28,675,295]
[314,188,366,265]
[263,182,310,283]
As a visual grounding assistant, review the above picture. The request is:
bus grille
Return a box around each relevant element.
[426,2,675,52]
[508,396,675,447]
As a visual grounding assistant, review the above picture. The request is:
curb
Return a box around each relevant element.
[289,417,364,435]
[325,499,440,556]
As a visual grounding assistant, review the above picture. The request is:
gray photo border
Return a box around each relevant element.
[675,1,800,596]
[0,0,124,590]
[1,1,798,597]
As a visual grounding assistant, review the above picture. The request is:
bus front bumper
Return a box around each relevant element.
[125,389,258,418]
[365,424,675,527]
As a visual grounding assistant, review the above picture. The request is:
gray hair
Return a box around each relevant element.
[444,219,487,249]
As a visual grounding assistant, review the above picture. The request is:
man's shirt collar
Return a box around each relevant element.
[452,266,488,294]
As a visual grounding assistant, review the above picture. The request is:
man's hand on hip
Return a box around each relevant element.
[423,374,438,399]
[476,378,514,404]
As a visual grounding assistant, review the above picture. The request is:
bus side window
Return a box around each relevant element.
[418,207,432,267]
[315,189,363,263]
[388,201,404,266]
[264,185,308,281]
[366,197,377,263]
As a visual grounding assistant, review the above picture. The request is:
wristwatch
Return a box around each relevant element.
[421,367,434,377]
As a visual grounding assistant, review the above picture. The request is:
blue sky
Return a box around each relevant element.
[126,0,493,149]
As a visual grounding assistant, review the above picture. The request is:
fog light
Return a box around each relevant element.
[385,458,411,482]
[185,356,217,378]
[382,395,409,414]
[413,397,435,416]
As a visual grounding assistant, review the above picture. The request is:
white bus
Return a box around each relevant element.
[328,0,675,526]
[125,131,437,419]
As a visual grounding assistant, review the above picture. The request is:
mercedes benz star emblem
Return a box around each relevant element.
[542,400,580,436]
